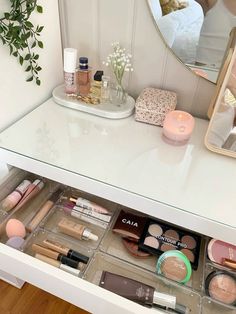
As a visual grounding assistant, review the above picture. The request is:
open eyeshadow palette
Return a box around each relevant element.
[139,218,201,270]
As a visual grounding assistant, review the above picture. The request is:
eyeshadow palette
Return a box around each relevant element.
[139,218,201,270]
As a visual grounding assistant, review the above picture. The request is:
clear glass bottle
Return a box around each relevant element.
[77,57,91,96]
[101,75,110,103]
[90,71,104,98]
[64,48,78,95]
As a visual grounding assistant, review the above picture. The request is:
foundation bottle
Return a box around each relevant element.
[77,57,91,96]
[64,48,78,95]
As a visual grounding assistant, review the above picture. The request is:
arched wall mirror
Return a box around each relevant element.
[147,0,236,84]
[205,28,236,158]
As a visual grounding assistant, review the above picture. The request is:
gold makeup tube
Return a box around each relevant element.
[35,253,80,276]
[222,258,236,270]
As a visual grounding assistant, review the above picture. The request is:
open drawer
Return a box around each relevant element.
[0,167,163,314]
[0,166,235,314]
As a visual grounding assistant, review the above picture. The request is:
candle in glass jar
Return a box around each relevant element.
[162,110,195,145]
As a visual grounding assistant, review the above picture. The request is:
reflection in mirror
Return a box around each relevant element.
[147,0,236,83]
[205,29,236,158]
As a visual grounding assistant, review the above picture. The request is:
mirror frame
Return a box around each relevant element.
[205,28,236,158]
[146,0,234,86]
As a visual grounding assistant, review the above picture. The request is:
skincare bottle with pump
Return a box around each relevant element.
[64,48,78,95]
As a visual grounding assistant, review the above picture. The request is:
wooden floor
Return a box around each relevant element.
[0,280,90,314]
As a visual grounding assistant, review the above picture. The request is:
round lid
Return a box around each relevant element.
[207,238,236,265]
[156,250,192,284]
[205,271,236,305]
[79,57,88,69]
[64,48,77,73]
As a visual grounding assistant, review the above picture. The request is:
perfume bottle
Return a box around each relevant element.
[90,71,104,98]
[101,75,110,103]
[64,48,78,95]
[77,57,91,96]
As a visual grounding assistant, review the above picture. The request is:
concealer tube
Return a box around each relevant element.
[26,188,62,232]
[43,238,89,264]
[32,244,83,269]
[58,218,98,241]
[35,253,80,277]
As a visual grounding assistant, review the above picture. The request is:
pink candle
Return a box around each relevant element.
[162,110,195,145]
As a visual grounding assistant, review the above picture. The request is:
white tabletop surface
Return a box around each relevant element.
[0,99,235,242]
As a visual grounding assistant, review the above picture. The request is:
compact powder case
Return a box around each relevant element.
[205,271,236,306]
[139,218,201,269]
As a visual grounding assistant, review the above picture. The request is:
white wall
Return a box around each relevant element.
[0,0,63,131]
[61,0,215,118]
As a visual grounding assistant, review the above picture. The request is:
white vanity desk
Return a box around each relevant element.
[0,98,235,314]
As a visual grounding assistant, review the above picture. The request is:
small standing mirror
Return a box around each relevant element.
[205,28,236,157]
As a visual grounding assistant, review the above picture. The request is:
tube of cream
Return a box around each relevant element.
[69,196,109,214]
[99,271,187,313]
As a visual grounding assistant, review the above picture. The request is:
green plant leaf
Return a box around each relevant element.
[24,53,31,60]
[36,6,43,13]
[36,79,41,86]
[38,41,43,48]
[25,21,34,29]
[19,55,23,65]
[25,65,31,72]
[26,76,33,82]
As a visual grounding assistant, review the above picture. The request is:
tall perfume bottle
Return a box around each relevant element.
[77,57,91,96]
[64,48,78,95]
[101,75,110,103]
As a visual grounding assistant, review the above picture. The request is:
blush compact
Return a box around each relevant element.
[205,271,236,306]
[139,218,201,269]
[207,239,236,267]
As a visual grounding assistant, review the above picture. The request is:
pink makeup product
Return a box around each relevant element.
[205,271,236,305]
[207,239,236,266]
[122,238,151,258]
[69,196,109,215]
[58,218,98,241]
[6,236,25,250]
[6,219,26,238]
[1,179,32,212]
[26,188,62,232]
[13,179,45,211]
[64,48,78,95]
[64,202,111,223]
[162,110,195,146]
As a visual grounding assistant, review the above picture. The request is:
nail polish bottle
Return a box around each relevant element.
[101,75,110,103]
[77,57,91,96]
[64,48,78,95]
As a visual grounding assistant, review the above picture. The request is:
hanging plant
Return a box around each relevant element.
[0,0,44,85]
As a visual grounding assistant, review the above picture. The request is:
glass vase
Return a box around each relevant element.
[111,82,127,106]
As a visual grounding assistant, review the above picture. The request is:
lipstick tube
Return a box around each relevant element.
[32,244,85,270]
[13,179,45,211]
[35,253,80,277]
[43,238,89,264]
[1,179,32,212]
